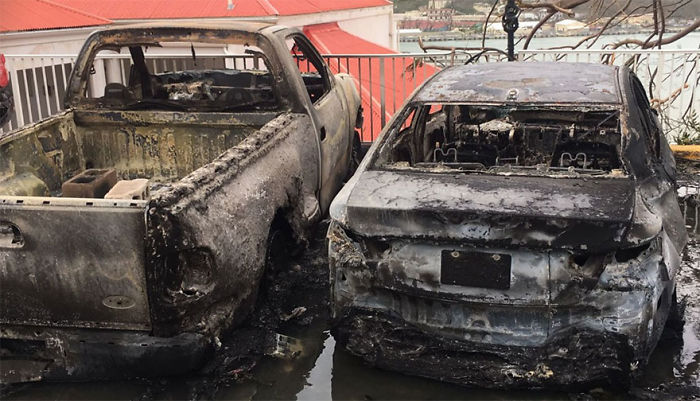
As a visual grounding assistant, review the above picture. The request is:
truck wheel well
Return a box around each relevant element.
[266,209,299,270]
[251,210,298,322]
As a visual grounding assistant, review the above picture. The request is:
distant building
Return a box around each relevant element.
[398,18,451,32]
[427,8,455,22]
[555,19,587,34]
[485,22,504,34]
[426,0,455,23]
[486,20,541,36]
[625,13,655,27]
[450,14,485,29]
[428,0,450,9]
[452,14,486,23]
[473,2,492,14]
[519,12,539,21]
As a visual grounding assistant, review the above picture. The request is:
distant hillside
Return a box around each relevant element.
[393,0,476,14]
[392,0,698,19]
[583,0,699,19]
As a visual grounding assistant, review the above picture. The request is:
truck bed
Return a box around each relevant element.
[0,108,282,331]
[0,109,279,197]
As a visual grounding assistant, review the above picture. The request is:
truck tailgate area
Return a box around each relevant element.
[0,197,151,331]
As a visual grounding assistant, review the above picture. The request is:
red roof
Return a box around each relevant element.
[0,0,111,33]
[304,23,438,141]
[50,0,271,19]
[0,0,390,32]
[268,0,391,16]
[49,0,391,19]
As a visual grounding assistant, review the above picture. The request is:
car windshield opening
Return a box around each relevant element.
[376,103,625,176]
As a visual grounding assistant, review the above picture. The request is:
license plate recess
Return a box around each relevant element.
[440,250,511,290]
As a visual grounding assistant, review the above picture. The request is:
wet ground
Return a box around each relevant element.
[3,221,699,401]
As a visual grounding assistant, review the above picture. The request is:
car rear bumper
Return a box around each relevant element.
[333,309,634,390]
[0,325,211,384]
[328,221,675,389]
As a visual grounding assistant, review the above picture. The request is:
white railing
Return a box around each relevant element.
[2,55,77,131]
[1,49,698,143]
[519,49,700,143]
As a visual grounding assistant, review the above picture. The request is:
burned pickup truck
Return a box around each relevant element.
[329,62,688,389]
[0,23,361,383]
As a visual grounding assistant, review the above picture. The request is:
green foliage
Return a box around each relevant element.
[674,110,700,145]
[448,1,475,14]
[393,0,429,13]
[393,0,476,14]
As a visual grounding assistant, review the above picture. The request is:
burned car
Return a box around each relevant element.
[328,62,688,389]
[0,23,361,383]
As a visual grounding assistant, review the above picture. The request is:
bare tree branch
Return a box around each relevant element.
[547,0,632,50]
[418,39,509,61]
[519,0,593,49]
[523,11,555,49]
[511,0,696,51]
[657,0,665,49]
[666,0,694,19]
[609,19,700,49]
[517,0,590,16]
[482,0,500,49]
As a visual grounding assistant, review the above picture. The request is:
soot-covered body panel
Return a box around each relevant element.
[328,62,687,389]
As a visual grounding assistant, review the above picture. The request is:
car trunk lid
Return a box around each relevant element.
[343,170,635,252]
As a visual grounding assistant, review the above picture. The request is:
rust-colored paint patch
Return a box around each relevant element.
[672,145,700,161]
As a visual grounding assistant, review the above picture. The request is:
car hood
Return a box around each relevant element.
[331,170,637,252]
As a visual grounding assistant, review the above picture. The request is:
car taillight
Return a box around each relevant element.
[0,55,8,88]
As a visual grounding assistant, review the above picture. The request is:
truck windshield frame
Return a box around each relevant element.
[65,28,290,113]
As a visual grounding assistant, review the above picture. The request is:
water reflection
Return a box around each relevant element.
[230,324,569,401]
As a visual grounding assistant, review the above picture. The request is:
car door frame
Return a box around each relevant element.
[281,31,352,212]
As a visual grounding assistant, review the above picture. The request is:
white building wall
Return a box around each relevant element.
[338,13,395,51]
[0,27,99,55]
[277,5,396,51]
